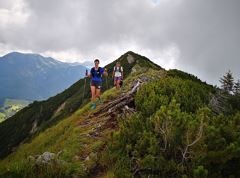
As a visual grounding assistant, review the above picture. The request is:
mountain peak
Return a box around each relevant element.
[107,51,163,71]
[3,51,42,58]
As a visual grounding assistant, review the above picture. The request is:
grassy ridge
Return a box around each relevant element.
[0,67,163,178]
[1,51,235,178]
[0,87,121,178]
[0,51,162,159]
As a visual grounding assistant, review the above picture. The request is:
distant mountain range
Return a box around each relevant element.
[0,52,88,103]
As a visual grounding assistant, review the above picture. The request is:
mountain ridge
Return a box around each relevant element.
[0,51,238,178]
[0,51,161,159]
[0,52,88,102]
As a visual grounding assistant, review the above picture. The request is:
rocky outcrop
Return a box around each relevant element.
[28,151,65,166]
[127,54,135,64]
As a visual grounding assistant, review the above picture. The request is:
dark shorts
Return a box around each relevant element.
[91,80,102,89]
[114,76,122,81]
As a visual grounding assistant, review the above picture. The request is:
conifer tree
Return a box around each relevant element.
[219,70,234,94]
[233,79,240,95]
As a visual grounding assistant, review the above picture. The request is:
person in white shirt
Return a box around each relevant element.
[112,61,123,89]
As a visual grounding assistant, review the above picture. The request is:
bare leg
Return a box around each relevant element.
[116,80,120,89]
[91,86,96,102]
[96,89,101,99]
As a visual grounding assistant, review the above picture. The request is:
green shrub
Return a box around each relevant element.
[135,77,212,117]
[107,76,240,177]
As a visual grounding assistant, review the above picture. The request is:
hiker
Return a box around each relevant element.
[112,61,123,89]
[87,59,108,109]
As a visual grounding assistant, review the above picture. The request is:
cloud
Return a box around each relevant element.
[0,0,239,85]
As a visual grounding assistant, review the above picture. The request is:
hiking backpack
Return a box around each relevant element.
[91,67,102,78]
[114,66,123,73]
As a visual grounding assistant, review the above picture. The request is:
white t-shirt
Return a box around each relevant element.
[114,66,123,77]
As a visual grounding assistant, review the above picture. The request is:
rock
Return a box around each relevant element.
[29,151,65,166]
[140,76,151,82]
[54,102,66,115]
[127,54,135,64]
[131,67,137,73]
[36,152,56,165]
[30,120,38,134]
[85,156,90,161]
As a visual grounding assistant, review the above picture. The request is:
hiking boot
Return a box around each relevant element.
[90,103,96,109]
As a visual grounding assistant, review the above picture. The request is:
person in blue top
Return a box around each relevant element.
[87,59,108,109]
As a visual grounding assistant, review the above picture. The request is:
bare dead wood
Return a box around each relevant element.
[181,119,204,163]
[154,115,172,152]
[92,79,143,119]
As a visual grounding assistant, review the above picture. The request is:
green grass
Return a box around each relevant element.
[0,102,89,174]
[0,66,165,177]
[0,51,164,162]
[0,113,5,123]
[122,66,166,92]
[0,86,124,177]
[1,53,234,177]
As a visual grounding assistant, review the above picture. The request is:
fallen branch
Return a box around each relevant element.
[181,119,204,163]
[93,79,143,118]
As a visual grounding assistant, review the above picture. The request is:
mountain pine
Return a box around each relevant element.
[219,70,234,94]
[234,79,240,95]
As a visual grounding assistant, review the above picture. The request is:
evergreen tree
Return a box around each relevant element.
[219,70,234,94]
[233,79,240,95]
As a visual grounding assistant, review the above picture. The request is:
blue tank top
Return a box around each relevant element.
[91,67,104,82]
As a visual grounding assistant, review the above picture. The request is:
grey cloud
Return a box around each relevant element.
[166,0,240,84]
[0,0,240,85]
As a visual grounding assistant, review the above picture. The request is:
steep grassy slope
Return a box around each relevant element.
[0,51,161,159]
[1,51,238,178]
[0,67,165,178]
[0,88,118,177]
[0,64,227,178]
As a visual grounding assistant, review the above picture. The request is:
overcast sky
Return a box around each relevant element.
[0,0,239,85]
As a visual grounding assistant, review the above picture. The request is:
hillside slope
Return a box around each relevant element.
[0,51,161,159]
[0,65,165,177]
[0,52,239,178]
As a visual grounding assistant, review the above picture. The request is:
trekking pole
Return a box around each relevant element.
[105,68,108,90]
[82,69,88,101]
